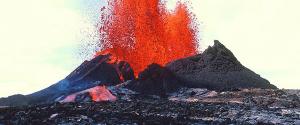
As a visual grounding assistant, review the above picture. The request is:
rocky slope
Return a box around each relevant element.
[0,55,134,106]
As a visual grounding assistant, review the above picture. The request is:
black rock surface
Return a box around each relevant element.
[166,40,277,91]
[65,54,122,85]
[117,61,135,81]
[0,89,299,125]
[127,64,182,96]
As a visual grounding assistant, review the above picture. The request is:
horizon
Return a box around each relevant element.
[0,0,299,97]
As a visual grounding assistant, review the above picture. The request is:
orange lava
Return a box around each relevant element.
[97,0,198,75]
[89,86,117,102]
[60,86,116,103]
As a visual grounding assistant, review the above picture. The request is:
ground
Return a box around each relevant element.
[0,89,299,125]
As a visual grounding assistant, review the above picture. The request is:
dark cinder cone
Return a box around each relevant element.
[166,40,277,91]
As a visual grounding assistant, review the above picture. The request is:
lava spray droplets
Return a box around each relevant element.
[97,0,199,75]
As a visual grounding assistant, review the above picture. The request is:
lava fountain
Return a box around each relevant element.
[97,0,199,75]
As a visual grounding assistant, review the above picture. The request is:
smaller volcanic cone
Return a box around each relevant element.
[127,63,182,96]
[4,54,134,106]
[166,40,277,90]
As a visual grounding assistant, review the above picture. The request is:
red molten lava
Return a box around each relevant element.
[97,0,198,75]
[89,86,117,102]
[60,86,116,103]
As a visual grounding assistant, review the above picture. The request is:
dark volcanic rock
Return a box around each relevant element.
[26,55,123,105]
[74,92,92,102]
[65,54,122,85]
[0,89,299,125]
[127,64,182,96]
[117,61,135,81]
[166,40,277,91]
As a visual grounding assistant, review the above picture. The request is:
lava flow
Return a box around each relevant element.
[60,86,116,103]
[97,0,198,75]
[89,86,117,102]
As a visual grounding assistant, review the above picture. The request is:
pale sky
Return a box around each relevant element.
[0,0,299,97]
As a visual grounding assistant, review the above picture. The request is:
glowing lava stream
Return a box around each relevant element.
[60,86,117,103]
[97,0,198,75]
[89,86,117,102]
